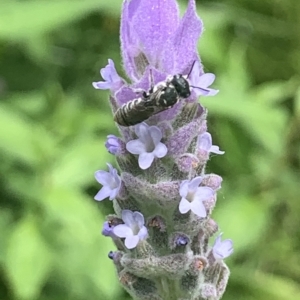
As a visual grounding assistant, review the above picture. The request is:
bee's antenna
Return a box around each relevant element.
[187,60,196,79]
[190,85,208,93]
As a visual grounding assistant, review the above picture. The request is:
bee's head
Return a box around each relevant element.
[170,74,191,98]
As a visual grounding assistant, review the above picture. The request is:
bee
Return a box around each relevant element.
[114,66,195,126]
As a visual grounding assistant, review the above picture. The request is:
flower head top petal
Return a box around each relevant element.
[94,163,121,201]
[126,123,168,170]
[212,233,234,261]
[121,0,203,80]
[198,132,225,155]
[179,176,214,218]
[113,210,148,249]
[93,59,124,92]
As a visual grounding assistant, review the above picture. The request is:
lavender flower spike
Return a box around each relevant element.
[93,1,232,299]
[179,176,214,218]
[113,210,148,249]
[212,233,234,261]
[92,59,124,92]
[126,123,167,170]
[94,163,121,201]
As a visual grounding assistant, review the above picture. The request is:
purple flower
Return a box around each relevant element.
[197,132,224,155]
[105,135,122,155]
[212,233,233,260]
[102,221,115,237]
[121,0,203,79]
[189,60,219,96]
[92,59,124,92]
[94,163,121,201]
[126,123,168,170]
[179,177,214,218]
[113,210,148,249]
[108,251,115,260]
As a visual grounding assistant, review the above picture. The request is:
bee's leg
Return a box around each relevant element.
[132,87,146,95]
[149,68,154,93]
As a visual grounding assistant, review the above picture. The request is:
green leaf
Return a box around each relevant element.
[5,216,52,300]
[232,267,300,300]
[41,187,120,299]
[0,0,123,40]
[51,136,111,188]
[295,85,300,118]
[214,192,267,252]
[0,103,56,165]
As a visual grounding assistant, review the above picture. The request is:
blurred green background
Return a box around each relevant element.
[0,0,299,299]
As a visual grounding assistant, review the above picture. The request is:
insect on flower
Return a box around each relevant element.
[114,63,200,127]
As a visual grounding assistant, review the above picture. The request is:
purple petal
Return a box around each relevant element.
[132,66,167,91]
[120,0,141,81]
[94,186,112,201]
[94,170,111,185]
[179,180,189,198]
[189,176,203,190]
[189,60,203,87]
[135,123,151,143]
[172,0,203,73]
[106,135,119,146]
[137,226,148,240]
[190,199,207,218]
[179,198,191,214]
[153,143,168,158]
[132,211,145,228]
[125,235,140,249]
[128,0,141,19]
[102,221,113,236]
[210,145,225,155]
[198,132,212,152]
[194,187,214,201]
[138,152,154,169]
[126,140,146,154]
[149,126,162,145]
[92,81,112,90]
[122,210,135,227]
[115,86,138,106]
[93,59,124,92]
[191,70,219,96]
[214,234,222,247]
[206,88,219,96]
[213,234,234,260]
[198,73,216,88]
[109,188,119,200]
[113,224,133,238]
[107,163,114,173]
[131,0,179,68]
[105,59,119,81]
[105,135,122,155]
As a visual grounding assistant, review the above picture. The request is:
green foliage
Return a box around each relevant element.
[0,0,299,299]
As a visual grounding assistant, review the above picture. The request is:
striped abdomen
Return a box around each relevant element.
[114,97,155,126]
